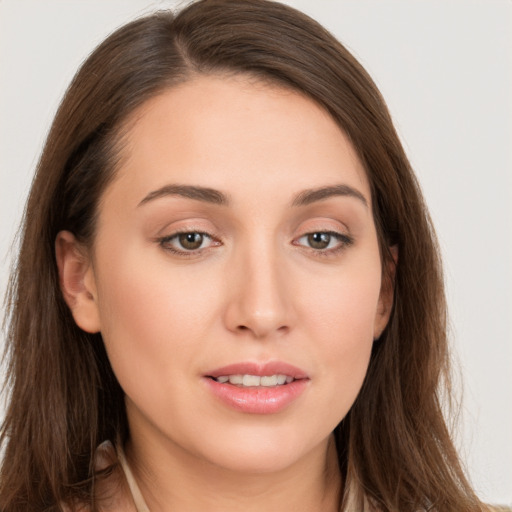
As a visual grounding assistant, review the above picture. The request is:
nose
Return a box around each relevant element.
[223,243,295,340]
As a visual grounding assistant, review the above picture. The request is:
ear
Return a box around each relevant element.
[55,230,101,333]
[373,245,398,340]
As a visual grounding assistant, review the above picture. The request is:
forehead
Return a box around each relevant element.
[106,74,371,208]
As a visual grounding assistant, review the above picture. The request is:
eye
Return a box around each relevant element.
[159,231,217,253]
[294,231,353,252]
[176,232,207,250]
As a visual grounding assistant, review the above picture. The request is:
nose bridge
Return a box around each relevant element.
[224,232,292,338]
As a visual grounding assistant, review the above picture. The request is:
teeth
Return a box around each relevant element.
[214,374,293,387]
[229,374,243,385]
[242,374,261,387]
[260,375,278,386]
[276,375,286,385]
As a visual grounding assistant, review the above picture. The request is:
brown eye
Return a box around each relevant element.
[178,233,204,250]
[307,232,331,249]
[159,232,215,254]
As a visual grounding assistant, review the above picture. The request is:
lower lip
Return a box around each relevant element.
[204,378,309,414]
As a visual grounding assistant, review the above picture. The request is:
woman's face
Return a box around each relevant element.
[69,75,392,473]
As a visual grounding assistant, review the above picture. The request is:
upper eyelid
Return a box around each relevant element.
[293,224,351,239]
[154,215,227,237]
[157,224,219,240]
[160,228,213,238]
[291,213,350,231]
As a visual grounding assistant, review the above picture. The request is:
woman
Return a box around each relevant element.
[0,0,498,510]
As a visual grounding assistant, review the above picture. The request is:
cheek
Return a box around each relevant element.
[320,282,377,384]
[92,242,220,399]
[95,237,215,331]
[296,258,381,412]
[300,259,382,345]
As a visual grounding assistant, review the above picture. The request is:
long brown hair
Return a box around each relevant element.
[1,1,484,510]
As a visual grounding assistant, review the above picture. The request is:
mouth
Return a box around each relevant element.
[209,374,295,387]
[204,362,309,414]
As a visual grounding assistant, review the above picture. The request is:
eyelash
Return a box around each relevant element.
[157,230,353,257]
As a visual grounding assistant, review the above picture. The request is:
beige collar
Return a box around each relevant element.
[117,444,151,512]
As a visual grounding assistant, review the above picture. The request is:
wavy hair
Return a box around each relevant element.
[1,1,484,510]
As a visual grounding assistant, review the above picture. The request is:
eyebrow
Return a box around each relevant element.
[138,184,229,207]
[138,183,368,209]
[291,184,368,208]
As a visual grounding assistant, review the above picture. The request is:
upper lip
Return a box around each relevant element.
[206,361,309,379]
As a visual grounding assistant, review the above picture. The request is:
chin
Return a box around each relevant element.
[207,448,302,474]
[193,424,327,474]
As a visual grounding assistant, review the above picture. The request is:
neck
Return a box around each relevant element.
[125,433,342,512]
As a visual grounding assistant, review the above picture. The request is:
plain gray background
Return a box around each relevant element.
[1,0,511,505]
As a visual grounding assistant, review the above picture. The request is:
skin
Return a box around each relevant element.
[57,75,394,512]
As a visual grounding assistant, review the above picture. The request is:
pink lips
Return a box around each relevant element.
[204,362,309,414]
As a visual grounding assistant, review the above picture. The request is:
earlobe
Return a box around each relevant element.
[55,231,101,333]
[374,245,398,340]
